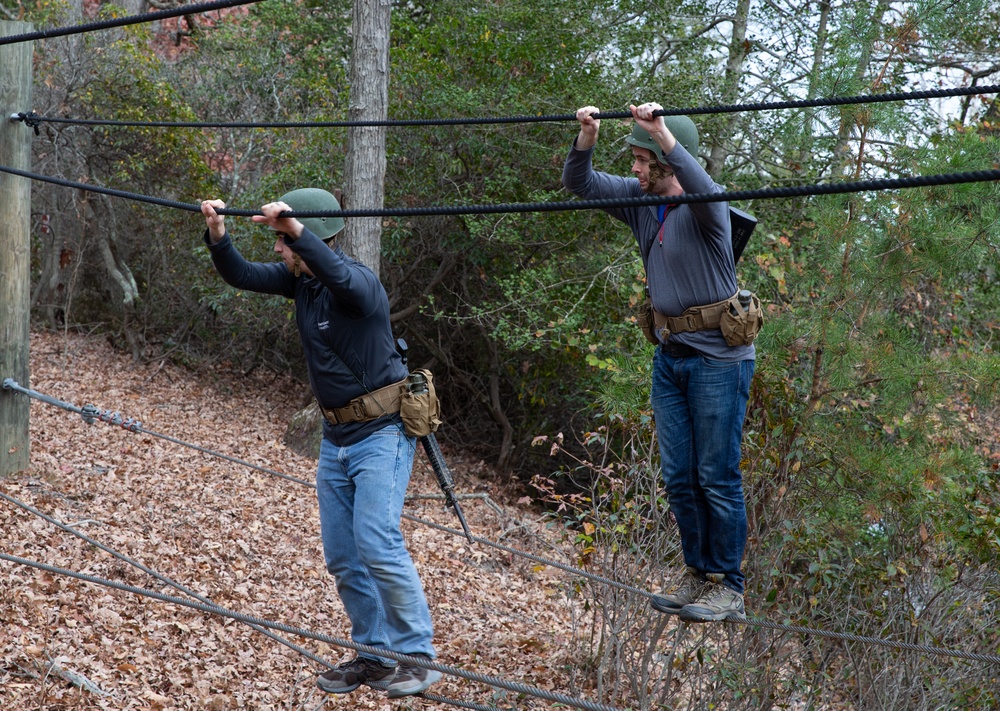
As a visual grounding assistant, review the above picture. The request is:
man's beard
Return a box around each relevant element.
[645,162,669,194]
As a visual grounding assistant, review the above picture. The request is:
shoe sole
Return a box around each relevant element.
[386,670,443,698]
[316,679,362,694]
[649,597,684,615]
[678,608,746,623]
[317,678,394,693]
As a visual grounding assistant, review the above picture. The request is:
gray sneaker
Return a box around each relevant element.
[650,566,705,615]
[317,656,396,694]
[386,654,442,698]
[679,574,746,622]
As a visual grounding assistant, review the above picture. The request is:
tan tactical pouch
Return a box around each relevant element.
[400,369,442,437]
[637,298,659,344]
[719,292,764,346]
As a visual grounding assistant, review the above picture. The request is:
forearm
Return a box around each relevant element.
[575,128,597,151]
[289,230,382,315]
[207,231,292,295]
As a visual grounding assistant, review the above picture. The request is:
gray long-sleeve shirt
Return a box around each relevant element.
[562,140,754,361]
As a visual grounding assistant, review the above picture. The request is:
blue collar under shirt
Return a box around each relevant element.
[656,202,677,246]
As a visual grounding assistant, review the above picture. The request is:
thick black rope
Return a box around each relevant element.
[0,0,262,46]
[6,378,1000,666]
[0,551,623,711]
[1,162,997,219]
[11,84,1000,129]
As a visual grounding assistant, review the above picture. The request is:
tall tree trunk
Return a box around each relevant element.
[798,0,831,171]
[285,0,393,456]
[342,0,391,276]
[706,0,751,178]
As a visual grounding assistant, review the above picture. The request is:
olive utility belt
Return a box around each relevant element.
[321,377,407,425]
[652,294,735,336]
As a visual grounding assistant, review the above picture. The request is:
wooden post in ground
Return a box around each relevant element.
[0,22,34,477]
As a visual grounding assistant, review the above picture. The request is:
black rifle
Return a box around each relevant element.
[397,339,473,543]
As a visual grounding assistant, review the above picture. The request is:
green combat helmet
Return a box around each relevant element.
[278,188,345,242]
[625,115,699,164]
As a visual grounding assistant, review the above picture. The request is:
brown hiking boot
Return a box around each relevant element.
[679,574,746,622]
[650,566,706,615]
[316,656,396,694]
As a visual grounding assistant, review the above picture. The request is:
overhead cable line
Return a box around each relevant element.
[0,0,262,46]
[10,84,1000,129]
[0,551,624,711]
[1,162,998,220]
[8,378,1000,666]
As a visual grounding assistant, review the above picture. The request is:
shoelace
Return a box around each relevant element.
[697,582,737,605]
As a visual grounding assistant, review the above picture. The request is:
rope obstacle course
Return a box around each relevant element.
[1,1,999,708]
[5,378,1000,665]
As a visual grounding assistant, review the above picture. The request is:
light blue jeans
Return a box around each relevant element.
[316,425,435,663]
[651,349,755,594]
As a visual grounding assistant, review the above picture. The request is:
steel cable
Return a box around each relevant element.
[0,0,262,46]
[0,490,331,668]
[0,492,510,711]
[1,378,314,488]
[6,378,1000,666]
[408,516,1000,665]
[728,616,1000,665]
[10,84,1000,129]
[402,513,655,599]
[0,162,997,220]
[0,551,623,711]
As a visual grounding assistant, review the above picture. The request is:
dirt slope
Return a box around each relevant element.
[1,329,591,710]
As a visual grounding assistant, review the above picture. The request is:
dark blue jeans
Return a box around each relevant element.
[651,348,754,594]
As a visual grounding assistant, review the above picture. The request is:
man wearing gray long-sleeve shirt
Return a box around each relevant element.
[563,102,755,622]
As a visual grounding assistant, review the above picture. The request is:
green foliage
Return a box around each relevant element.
[20,0,1000,705]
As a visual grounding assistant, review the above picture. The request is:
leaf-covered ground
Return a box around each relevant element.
[1,329,593,710]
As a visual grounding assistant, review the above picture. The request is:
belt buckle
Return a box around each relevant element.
[351,400,369,421]
[663,341,696,358]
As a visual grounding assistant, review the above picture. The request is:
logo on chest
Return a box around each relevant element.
[317,320,330,330]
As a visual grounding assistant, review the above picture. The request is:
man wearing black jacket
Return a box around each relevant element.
[201,190,439,697]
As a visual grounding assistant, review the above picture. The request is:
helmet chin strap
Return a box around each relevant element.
[290,253,302,278]
[646,160,675,195]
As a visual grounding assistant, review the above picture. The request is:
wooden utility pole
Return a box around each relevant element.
[1,22,33,477]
